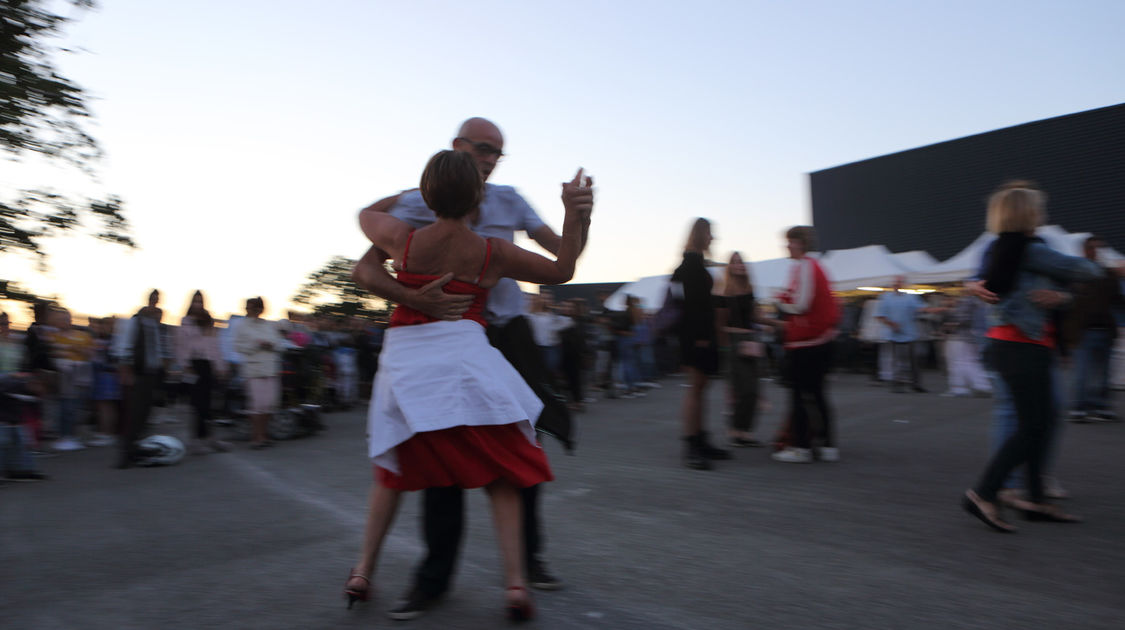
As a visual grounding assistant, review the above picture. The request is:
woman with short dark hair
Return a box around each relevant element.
[347,150,592,620]
[773,226,840,464]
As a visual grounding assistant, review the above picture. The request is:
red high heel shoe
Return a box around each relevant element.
[343,570,371,609]
[505,586,534,622]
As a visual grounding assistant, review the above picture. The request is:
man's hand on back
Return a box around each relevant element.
[412,273,474,322]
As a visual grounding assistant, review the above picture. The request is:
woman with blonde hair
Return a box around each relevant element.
[718,252,765,446]
[672,218,730,469]
[963,181,1106,531]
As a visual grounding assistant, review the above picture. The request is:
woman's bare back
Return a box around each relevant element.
[399,222,495,288]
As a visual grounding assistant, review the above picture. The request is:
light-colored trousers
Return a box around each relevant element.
[945,339,992,394]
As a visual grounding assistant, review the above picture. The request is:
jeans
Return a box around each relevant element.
[617,337,640,390]
[1071,328,1113,413]
[0,424,38,473]
[57,396,79,439]
[638,343,657,381]
[977,341,1054,502]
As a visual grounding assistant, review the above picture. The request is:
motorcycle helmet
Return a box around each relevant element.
[136,435,186,466]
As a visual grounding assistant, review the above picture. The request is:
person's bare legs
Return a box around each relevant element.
[348,483,403,592]
[485,480,530,613]
[96,400,116,438]
[251,413,269,445]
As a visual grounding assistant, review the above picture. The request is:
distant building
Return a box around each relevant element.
[811,103,1125,260]
[540,282,625,309]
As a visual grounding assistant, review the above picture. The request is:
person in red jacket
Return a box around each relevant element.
[773,226,840,463]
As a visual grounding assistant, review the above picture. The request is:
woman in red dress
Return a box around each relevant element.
[344,150,592,621]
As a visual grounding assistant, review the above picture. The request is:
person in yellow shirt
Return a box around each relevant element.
[49,308,93,451]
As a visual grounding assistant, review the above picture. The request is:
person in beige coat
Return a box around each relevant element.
[233,297,284,448]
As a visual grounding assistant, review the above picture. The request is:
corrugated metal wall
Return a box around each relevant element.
[810,103,1125,260]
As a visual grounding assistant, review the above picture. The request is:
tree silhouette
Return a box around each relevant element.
[292,256,390,320]
[2,0,135,303]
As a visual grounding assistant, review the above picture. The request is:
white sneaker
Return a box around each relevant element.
[53,437,86,452]
[815,447,840,462]
[771,447,813,463]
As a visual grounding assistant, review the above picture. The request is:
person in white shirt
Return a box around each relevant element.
[233,297,284,449]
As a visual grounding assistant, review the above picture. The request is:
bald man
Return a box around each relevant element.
[354,117,585,620]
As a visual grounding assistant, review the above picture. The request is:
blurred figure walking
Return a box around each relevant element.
[1064,236,1123,422]
[717,252,765,447]
[772,226,840,464]
[673,218,729,470]
[234,297,284,449]
[176,291,230,454]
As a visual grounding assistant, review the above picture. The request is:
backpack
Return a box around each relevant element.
[652,281,684,337]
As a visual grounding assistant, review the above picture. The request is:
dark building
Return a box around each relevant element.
[810,103,1125,260]
[541,282,625,310]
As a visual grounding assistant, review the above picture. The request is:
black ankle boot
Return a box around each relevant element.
[698,431,732,460]
[683,435,712,470]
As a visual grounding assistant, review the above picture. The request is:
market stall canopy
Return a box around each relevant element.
[818,245,914,291]
[605,256,796,311]
[891,250,938,272]
[909,225,1119,284]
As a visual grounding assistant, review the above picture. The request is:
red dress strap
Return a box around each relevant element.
[402,230,416,271]
[476,238,494,284]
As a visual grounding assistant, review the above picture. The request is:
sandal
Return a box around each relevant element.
[1023,503,1082,523]
[505,586,534,622]
[962,489,1016,533]
[998,494,1082,523]
[344,570,371,609]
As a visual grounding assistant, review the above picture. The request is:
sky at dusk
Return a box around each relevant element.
[3,0,1124,323]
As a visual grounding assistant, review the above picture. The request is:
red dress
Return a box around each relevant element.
[374,233,553,491]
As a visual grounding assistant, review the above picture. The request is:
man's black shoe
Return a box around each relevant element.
[386,588,442,621]
[528,559,563,591]
[698,431,732,460]
[683,436,712,470]
[912,385,928,393]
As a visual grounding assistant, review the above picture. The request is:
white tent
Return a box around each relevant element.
[605,256,796,311]
[891,250,938,272]
[818,245,914,291]
[604,274,671,311]
[909,224,1116,284]
[908,232,996,284]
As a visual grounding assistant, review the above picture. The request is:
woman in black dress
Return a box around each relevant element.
[671,218,730,470]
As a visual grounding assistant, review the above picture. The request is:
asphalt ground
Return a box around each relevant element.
[3,368,1124,630]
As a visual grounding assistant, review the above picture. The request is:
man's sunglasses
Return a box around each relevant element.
[455,137,504,159]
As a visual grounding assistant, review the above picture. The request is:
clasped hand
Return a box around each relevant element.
[561,169,594,223]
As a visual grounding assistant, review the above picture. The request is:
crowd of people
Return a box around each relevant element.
[4,116,1124,625]
[0,290,386,475]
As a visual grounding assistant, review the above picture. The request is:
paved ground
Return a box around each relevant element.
[3,369,1124,630]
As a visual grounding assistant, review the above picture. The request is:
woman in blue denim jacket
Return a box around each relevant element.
[963,182,1105,532]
